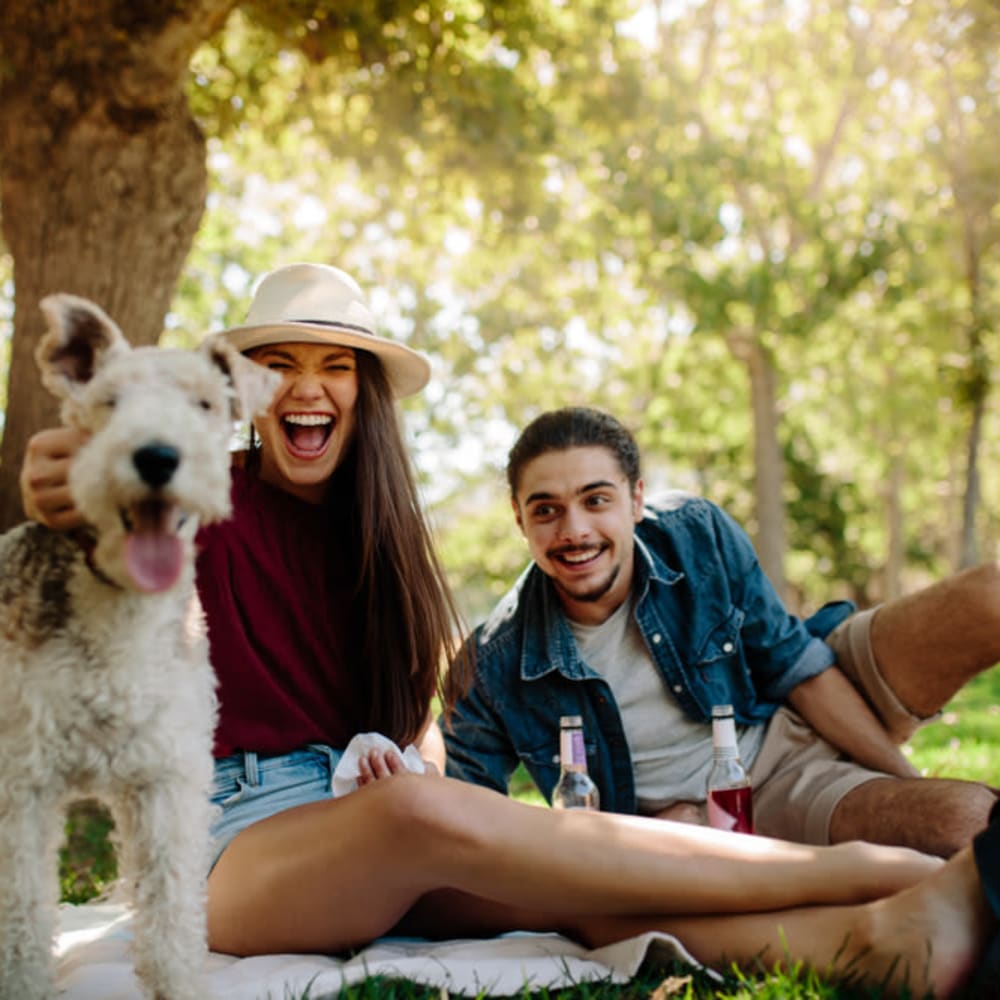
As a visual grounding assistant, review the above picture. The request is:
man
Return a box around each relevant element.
[443,406,999,857]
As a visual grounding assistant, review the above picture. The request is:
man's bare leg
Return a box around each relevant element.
[871,562,1000,718]
[830,777,998,857]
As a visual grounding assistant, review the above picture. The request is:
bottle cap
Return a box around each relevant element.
[559,715,583,728]
[711,704,735,719]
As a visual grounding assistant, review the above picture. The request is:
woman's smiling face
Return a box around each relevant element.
[247,342,359,503]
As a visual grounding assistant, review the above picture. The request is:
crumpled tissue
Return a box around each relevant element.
[331,732,426,796]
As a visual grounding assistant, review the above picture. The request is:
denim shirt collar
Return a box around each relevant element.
[517,526,684,683]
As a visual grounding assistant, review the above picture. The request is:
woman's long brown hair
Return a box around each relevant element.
[335,352,470,745]
[246,350,471,745]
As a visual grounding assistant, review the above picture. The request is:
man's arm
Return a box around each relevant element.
[440,645,521,795]
[787,667,921,778]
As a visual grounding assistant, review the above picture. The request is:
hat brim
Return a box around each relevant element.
[218,321,431,398]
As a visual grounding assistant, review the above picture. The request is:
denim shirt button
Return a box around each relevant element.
[672,684,683,693]
[723,641,734,653]
[652,633,662,644]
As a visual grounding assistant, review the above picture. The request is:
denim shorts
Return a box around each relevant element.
[209,744,344,872]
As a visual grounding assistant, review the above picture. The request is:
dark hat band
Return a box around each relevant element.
[289,319,375,337]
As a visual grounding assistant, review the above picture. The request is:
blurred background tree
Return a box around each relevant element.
[2,0,999,621]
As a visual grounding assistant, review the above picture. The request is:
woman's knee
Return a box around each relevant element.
[360,773,487,852]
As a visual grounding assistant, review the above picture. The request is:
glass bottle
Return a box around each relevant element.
[706,704,754,833]
[552,715,600,811]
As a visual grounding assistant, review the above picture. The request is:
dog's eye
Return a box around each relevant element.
[102,397,117,409]
[199,399,213,412]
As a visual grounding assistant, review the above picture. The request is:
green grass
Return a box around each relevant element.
[283,962,934,999]
[58,670,999,998]
[906,668,1000,783]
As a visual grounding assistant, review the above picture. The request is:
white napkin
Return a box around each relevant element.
[331,732,426,796]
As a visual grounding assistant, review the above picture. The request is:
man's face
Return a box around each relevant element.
[512,445,644,625]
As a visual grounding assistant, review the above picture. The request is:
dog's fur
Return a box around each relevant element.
[0,295,278,1000]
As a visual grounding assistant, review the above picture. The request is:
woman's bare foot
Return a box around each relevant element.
[846,846,994,997]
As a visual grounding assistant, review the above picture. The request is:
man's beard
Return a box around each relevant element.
[554,563,621,604]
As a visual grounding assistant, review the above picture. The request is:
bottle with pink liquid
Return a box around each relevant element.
[706,704,754,834]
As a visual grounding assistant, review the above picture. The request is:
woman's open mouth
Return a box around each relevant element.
[281,413,334,457]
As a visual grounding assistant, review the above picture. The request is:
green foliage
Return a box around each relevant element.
[145,0,1000,609]
[59,800,116,905]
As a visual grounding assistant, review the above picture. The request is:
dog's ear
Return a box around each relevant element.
[200,335,281,421]
[36,294,130,404]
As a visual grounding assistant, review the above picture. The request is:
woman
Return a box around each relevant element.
[20,262,999,997]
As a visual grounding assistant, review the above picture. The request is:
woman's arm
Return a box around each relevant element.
[414,712,446,774]
[356,710,445,785]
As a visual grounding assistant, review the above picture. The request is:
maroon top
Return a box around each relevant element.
[197,466,365,757]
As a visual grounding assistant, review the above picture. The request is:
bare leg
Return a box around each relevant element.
[871,562,1000,716]
[207,774,940,956]
[580,845,994,1000]
[831,777,998,858]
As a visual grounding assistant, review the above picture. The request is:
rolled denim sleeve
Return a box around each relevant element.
[442,641,521,794]
[709,505,835,702]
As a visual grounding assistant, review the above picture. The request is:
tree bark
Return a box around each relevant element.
[0,0,234,530]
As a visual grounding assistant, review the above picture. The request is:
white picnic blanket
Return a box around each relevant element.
[56,901,708,998]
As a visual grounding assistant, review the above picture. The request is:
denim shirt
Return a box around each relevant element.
[443,491,855,814]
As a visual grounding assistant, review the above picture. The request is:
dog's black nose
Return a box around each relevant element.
[133,444,180,488]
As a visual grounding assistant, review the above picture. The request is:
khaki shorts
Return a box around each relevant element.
[750,608,931,845]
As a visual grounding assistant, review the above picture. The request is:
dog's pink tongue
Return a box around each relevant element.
[125,532,184,592]
[124,502,185,592]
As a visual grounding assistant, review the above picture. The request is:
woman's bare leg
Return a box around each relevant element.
[207,775,940,955]
[573,847,994,1000]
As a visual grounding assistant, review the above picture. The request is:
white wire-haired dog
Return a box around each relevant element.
[0,295,279,1000]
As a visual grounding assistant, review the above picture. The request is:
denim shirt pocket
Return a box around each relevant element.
[690,606,751,709]
[694,605,745,667]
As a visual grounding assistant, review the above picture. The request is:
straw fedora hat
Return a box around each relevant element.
[220,263,431,398]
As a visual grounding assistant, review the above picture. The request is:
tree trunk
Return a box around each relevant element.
[960,388,985,570]
[0,0,233,530]
[884,450,904,602]
[728,331,788,601]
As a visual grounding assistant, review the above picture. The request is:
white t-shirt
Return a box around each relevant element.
[568,596,765,815]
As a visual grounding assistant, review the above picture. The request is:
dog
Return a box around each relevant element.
[0,294,279,1000]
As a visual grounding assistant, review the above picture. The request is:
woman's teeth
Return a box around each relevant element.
[284,414,331,426]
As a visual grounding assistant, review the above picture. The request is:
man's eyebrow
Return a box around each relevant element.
[524,480,619,506]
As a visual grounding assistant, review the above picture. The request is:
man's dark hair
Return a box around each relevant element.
[506,407,642,496]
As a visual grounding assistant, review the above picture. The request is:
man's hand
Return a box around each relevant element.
[20,427,89,530]
[788,668,921,778]
[653,801,707,825]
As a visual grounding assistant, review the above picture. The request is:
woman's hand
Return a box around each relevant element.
[19,427,89,530]
[356,748,439,786]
